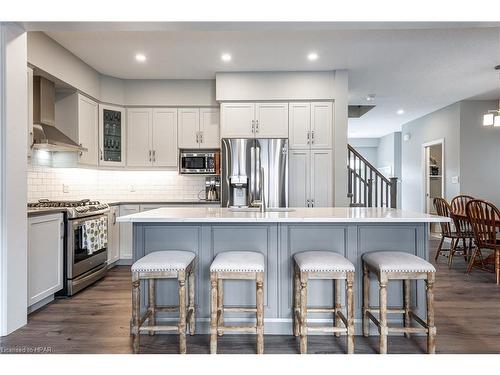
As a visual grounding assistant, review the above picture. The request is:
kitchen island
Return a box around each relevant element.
[117,207,448,335]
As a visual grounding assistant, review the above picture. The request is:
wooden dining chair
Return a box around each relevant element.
[450,195,475,262]
[465,199,500,284]
[433,197,470,268]
[451,195,475,215]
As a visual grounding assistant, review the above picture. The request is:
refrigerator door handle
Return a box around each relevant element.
[250,146,256,203]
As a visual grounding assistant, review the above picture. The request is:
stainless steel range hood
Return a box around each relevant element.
[32,76,87,153]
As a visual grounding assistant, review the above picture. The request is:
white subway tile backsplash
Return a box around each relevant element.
[27,165,206,202]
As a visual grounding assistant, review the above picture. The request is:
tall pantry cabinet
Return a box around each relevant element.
[288,102,334,207]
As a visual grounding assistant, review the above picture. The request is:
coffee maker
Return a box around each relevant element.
[205,176,220,202]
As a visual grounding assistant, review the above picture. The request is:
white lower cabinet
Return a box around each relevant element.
[119,205,140,260]
[289,149,332,207]
[28,213,64,308]
[107,206,120,266]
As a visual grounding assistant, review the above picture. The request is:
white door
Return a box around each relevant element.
[310,102,333,149]
[107,207,120,266]
[28,213,64,307]
[200,108,220,148]
[78,95,99,166]
[311,149,333,207]
[289,149,310,207]
[178,108,200,149]
[255,102,289,138]
[99,104,126,167]
[119,205,140,260]
[220,102,255,138]
[127,108,152,167]
[289,102,311,149]
[152,108,178,167]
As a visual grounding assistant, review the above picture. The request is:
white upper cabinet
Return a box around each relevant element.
[56,93,99,166]
[289,101,333,150]
[310,102,333,149]
[200,108,220,148]
[127,108,152,167]
[152,108,178,167]
[220,102,288,138]
[178,108,200,149]
[288,102,311,149]
[99,104,126,167]
[255,102,289,138]
[178,107,220,149]
[220,102,255,138]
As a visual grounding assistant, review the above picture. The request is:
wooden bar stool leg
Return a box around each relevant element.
[209,272,218,354]
[293,266,300,337]
[217,278,224,336]
[131,274,141,354]
[334,279,341,338]
[346,273,355,354]
[148,279,156,336]
[178,271,187,354]
[188,268,196,336]
[256,272,264,354]
[403,279,411,339]
[362,263,370,337]
[378,276,388,354]
[299,272,308,354]
[426,273,436,354]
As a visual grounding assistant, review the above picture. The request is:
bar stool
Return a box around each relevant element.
[293,251,355,354]
[131,251,196,354]
[209,251,265,354]
[362,251,436,354]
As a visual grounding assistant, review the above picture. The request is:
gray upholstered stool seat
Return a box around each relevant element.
[210,251,265,273]
[362,251,435,273]
[294,251,355,272]
[132,250,196,272]
[361,251,436,354]
[210,251,265,354]
[292,251,355,354]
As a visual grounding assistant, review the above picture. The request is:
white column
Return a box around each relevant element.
[0,22,28,336]
[333,70,349,207]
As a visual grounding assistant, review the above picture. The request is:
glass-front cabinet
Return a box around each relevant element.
[99,104,126,166]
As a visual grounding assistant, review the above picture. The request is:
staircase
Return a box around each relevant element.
[347,144,398,208]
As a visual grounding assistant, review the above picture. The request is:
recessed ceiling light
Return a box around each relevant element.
[307,52,318,61]
[221,53,232,62]
[135,53,146,62]
[397,109,405,115]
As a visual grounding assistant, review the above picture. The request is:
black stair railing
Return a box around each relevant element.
[347,144,397,208]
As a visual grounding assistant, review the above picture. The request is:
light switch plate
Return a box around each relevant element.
[130,185,136,192]
[63,184,69,193]
[451,176,459,184]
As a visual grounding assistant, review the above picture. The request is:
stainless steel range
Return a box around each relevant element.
[28,199,110,296]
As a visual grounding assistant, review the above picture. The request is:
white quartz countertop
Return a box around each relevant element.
[116,207,450,223]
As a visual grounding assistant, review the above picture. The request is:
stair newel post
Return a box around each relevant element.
[390,177,398,208]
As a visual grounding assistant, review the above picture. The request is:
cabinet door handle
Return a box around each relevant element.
[199,131,203,144]
[79,143,83,157]
[311,199,314,207]
[306,199,310,207]
[195,131,199,143]
[255,120,259,133]
[149,150,152,162]
[113,211,116,225]
[307,131,310,144]
[100,148,103,160]
[153,150,156,162]
[251,120,255,134]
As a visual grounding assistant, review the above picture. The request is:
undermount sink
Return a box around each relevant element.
[229,207,295,213]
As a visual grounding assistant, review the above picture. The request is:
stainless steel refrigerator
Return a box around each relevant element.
[221,138,288,208]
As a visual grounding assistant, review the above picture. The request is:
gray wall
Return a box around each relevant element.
[377,132,402,207]
[460,100,500,206]
[401,103,461,211]
[348,138,379,166]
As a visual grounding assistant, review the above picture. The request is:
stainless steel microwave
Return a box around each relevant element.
[179,150,220,175]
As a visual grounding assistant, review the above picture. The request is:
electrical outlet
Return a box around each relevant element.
[63,184,69,193]
[130,185,136,192]
[451,176,459,184]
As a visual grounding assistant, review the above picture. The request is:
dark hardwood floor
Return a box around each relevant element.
[1,240,499,354]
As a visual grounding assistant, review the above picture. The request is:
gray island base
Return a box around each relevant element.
[118,207,448,335]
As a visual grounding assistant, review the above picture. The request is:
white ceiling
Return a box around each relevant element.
[27,23,500,138]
